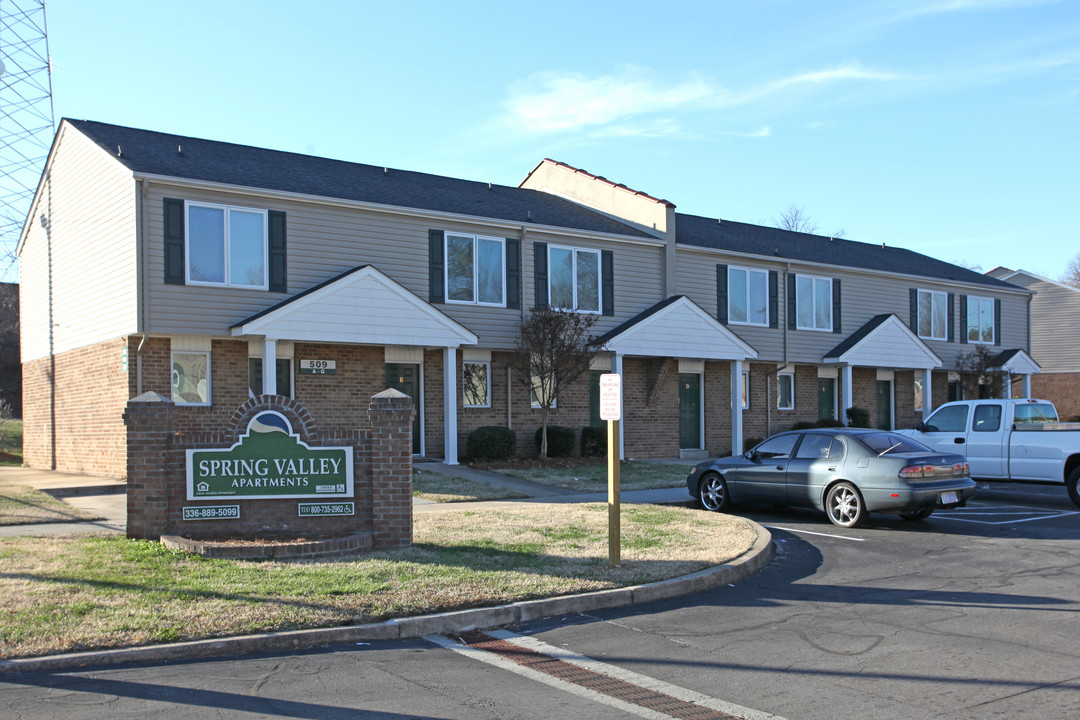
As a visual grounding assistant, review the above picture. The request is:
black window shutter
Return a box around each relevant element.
[909,288,918,332]
[959,295,968,344]
[163,198,185,285]
[534,242,548,308]
[505,237,520,309]
[947,292,955,342]
[832,279,842,334]
[268,210,287,293]
[716,264,728,324]
[601,250,614,316]
[787,274,796,330]
[429,230,445,303]
[769,270,779,329]
[994,299,1002,346]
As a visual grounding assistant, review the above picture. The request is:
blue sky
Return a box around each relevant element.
[32,0,1080,279]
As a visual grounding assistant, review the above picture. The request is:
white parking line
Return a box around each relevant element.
[765,526,865,541]
[934,506,1079,525]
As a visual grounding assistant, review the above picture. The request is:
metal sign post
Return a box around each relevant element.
[599,374,622,567]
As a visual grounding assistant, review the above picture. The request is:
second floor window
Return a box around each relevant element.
[549,245,600,313]
[966,296,995,344]
[446,233,505,306]
[186,202,268,288]
[918,289,948,340]
[796,275,832,331]
[729,267,769,326]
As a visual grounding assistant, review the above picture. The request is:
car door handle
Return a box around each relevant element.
[775,465,784,471]
[827,466,837,471]
[954,438,965,444]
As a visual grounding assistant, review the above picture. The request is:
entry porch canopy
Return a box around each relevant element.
[596,295,758,457]
[231,264,478,463]
[993,349,1041,398]
[824,314,942,420]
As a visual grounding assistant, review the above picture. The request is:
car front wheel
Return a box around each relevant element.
[826,482,867,528]
[899,507,934,521]
[1066,466,1080,509]
[699,474,730,513]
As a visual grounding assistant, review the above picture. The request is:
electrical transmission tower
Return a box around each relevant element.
[0,0,54,282]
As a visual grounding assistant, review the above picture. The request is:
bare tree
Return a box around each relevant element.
[954,259,984,272]
[774,204,845,238]
[511,307,602,459]
[955,346,1007,399]
[1062,253,1080,288]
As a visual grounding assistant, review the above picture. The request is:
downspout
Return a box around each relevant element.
[136,178,150,396]
[763,263,792,437]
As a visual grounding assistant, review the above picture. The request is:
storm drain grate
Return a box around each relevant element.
[456,631,743,720]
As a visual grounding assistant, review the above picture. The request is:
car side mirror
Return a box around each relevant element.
[915,421,926,432]
[745,450,757,461]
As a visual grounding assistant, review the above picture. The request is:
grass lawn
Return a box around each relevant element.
[486,460,694,493]
[412,469,530,503]
[0,503,756,659]
[0,419,22,465]
[0,483,101,525]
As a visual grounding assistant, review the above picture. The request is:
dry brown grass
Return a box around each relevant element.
[0,483,101,525]
[0,503,757,659]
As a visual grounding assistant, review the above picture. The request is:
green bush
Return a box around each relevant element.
[743,437,764,453]
[846,407,870,428]
[535,425,576,458]
[814,417,845,428]
[790,421,817,431]
[466,426,517,461]
[581,425,606,457]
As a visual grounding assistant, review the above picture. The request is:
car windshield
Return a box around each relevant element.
[856,432,934,455]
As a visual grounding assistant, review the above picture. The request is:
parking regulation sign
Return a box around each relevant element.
[599,374,622,421]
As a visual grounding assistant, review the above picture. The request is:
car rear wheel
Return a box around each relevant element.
[1067,466,1080,509]
[825,482,867,528]
[699,474,730,512]
[899,507,934,521]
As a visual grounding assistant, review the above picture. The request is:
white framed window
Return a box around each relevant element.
[549,244,601,313]
[729,266,769,326]
[740,371,749,410]
[186,202,268,289]
[795,274,832,331]
[172,351,210,406]
[917,289,947,340]
[777,372,794,410]
[966,296,995,344]
[530,373,556,409]
[463,361,491,408]
[446,233,505,306]
[248,358,293,398]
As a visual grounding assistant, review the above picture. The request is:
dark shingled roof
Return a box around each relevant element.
[65,119,654,240]
[676,214,1019,290]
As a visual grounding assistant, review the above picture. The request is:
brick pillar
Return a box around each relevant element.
[123,391,177,540]
[369,388,414,549]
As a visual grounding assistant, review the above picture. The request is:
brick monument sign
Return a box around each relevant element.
[123,389,415,559]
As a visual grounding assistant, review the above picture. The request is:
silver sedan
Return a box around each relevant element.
[687,428,977,527]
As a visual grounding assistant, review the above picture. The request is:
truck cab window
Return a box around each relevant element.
[973,405,1002,432]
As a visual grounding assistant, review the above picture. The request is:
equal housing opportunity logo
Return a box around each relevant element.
[186,411,353,500]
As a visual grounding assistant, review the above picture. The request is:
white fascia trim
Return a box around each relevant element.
[231,265,478,346]
[134,173,662,248]
[1000,269,1080,296]
[824,315,942,368]
[998,350,1042,375]
[605,297,758,360]
[676,245,1033,297]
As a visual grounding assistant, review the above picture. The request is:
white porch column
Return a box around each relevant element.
[444,347,458,465]
[613,352,625,460]
[842,363,854,426]
[262,338,277,396]
[731,359,744,455]
[1003,374,1013,399]
[922,368,934,417]
[1022,374,1032,398]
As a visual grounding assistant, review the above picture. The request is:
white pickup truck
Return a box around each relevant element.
[899,398,1080,508]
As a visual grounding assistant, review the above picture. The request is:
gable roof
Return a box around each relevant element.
[64,119,653,240]
[597,295,757,360]
[824,314,942,369]
[676,214,1020,291]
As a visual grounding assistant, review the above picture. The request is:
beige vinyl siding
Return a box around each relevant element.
[19,126,137,361]
[676,246,1030,368]
[143,184,662,349]
[522,233,665,340]
[1021,277,1080,373]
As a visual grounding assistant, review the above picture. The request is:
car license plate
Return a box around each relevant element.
[940,491,958,504]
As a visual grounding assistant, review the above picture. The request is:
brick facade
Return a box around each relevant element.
[1030,373,1080,421]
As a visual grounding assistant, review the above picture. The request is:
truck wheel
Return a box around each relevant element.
[1068,467,1080,509]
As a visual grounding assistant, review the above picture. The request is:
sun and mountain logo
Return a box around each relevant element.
[185,411,353,501]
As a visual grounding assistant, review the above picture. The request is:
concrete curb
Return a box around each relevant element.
[0,524,772,675]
